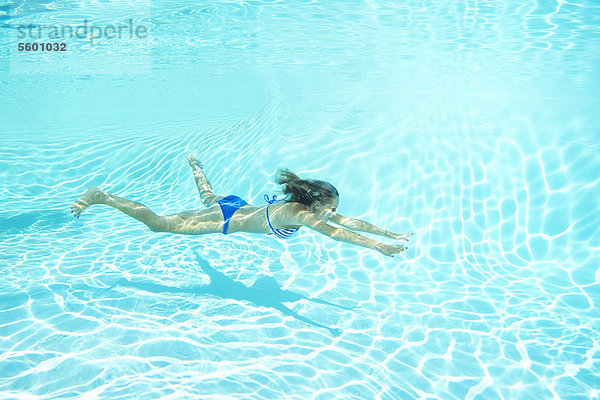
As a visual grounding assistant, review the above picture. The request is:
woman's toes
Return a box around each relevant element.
[70,198,90,218]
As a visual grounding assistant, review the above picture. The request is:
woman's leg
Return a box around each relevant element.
[187,154,223,207]
[71,186,167,231]
[70,186,223,234]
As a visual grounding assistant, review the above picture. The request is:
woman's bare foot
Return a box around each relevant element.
[71,186,103,218]
[187,154,203,169]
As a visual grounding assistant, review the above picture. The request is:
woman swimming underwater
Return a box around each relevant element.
[71,155,412,257]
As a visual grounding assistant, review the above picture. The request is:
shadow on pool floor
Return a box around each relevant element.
[114,249,352,337]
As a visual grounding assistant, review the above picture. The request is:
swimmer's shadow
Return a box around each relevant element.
[115,250,352,337]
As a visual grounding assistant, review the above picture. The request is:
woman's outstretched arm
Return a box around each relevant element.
[330,214,413,240]
[295,211,407,257]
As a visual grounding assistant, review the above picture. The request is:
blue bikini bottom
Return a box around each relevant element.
[216,195,248,234]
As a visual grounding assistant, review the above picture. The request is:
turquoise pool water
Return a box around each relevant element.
[1,0,599,398]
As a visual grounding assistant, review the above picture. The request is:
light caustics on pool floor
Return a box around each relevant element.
[1,94,599,399]
[1,0,600,399]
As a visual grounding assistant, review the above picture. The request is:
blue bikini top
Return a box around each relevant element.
[264,194,302,239]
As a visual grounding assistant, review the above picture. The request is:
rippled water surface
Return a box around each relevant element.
[1,0,599,399]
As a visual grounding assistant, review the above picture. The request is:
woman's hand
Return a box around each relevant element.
[376,243,408,257]
[385,232,414,241]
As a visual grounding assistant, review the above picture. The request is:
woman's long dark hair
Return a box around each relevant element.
[275,169,339,207]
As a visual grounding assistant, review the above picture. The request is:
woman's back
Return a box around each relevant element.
[225,201,304,235]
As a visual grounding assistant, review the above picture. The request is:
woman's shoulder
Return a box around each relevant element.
[279,201,308,228]
[285,201,308,212]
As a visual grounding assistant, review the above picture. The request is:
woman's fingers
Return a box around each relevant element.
[388,232,414,241]
[379,243,408,256]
